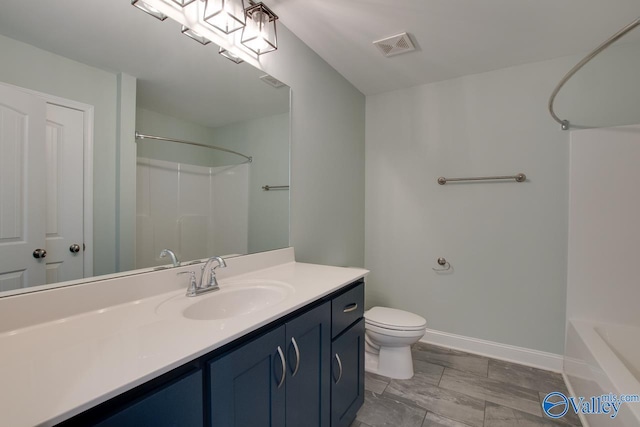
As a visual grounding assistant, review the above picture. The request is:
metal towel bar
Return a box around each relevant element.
[262,185,289,191]
[437,173,526,185]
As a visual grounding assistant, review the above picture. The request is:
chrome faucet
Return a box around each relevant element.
[199,256,227,291]
[159,249,180,267]
[176,256,227,297]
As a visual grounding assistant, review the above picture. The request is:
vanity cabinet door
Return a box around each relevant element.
[331,318,365,427]
[93,369,203,427]
[209,325,286,427]
[285,302,331,427]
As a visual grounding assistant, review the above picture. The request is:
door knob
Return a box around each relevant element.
[69,244,81,254]
[33,249,47,259]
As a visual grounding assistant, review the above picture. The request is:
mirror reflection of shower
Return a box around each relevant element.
[136,156,251,269]
[135,107,290,269]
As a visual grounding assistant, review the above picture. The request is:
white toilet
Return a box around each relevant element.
[364,307,427,380]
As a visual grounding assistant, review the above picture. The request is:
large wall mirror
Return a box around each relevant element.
[0,0,290,297]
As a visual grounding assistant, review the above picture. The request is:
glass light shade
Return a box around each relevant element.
[131,0,168,21]
[181,26,212,45]
[170,0,196,6]
[241,3,278,55]
[203,0,246,34]
[219,47,244,64]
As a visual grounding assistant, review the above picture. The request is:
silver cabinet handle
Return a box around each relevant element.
[343,303,358,313]
[334,353,343,384]
[276,346,286,389]
[291,337,300,377]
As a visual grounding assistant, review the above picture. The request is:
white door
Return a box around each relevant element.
[44,104,84,284]
[0,85,47,290]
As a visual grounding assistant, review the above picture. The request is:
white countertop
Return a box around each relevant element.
[0,249,367,427]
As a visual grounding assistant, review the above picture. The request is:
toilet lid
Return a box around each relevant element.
[365,307,427,331]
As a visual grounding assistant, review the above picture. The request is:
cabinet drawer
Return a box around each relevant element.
[331,281,364,339]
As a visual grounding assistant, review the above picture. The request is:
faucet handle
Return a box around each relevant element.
[177,271,198,296]
[207,268,221,289]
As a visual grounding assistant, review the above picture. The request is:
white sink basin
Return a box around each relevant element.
[156,279,293,321]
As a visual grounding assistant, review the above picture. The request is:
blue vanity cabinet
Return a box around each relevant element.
[330,281,365,427]
[84,368,204,427]
[285,302,332,427]
[208,302,331,427]
[331,319,365,427]
[208,325,287,426]
[96,370,204,427]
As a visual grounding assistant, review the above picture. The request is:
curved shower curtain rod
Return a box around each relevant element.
[135,131,252,163]
[548,17,640,130]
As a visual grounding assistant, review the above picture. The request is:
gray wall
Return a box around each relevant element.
[116,74,137,273]
[365,58,568,354]
[136,107,219,167]
[262,26,366,268]
[214,113,290,253]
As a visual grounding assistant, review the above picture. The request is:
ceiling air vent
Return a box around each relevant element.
[373,32,416,58]
[260,74,287,88]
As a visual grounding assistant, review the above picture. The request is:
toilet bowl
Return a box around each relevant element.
[364,306,427,380]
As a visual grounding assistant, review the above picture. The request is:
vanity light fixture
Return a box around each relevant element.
[217,28,245,63]
[131,0,168,21]
[131,0,280,62]
[203,0,246,34]
[181,26,212,45]
[241,2,278,55]
[219,47,244,63]
[169,0,196,6]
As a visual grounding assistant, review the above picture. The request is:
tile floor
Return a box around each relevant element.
[352,342,582,427]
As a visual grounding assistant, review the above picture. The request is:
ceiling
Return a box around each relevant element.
[1,0,638,107]
[0,0,290,129]
[269,0,640,95]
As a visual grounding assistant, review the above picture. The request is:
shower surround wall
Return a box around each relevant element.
[565,124,640,426]
[136,159,249,268]
[567,125,640,327]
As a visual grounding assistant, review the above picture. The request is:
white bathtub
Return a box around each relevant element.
[565,320,640,427]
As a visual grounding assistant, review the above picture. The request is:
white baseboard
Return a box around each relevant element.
[419,328,564,373]
[562,372,591,427]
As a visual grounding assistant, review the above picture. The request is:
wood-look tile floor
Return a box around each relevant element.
[352,342,582,427]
